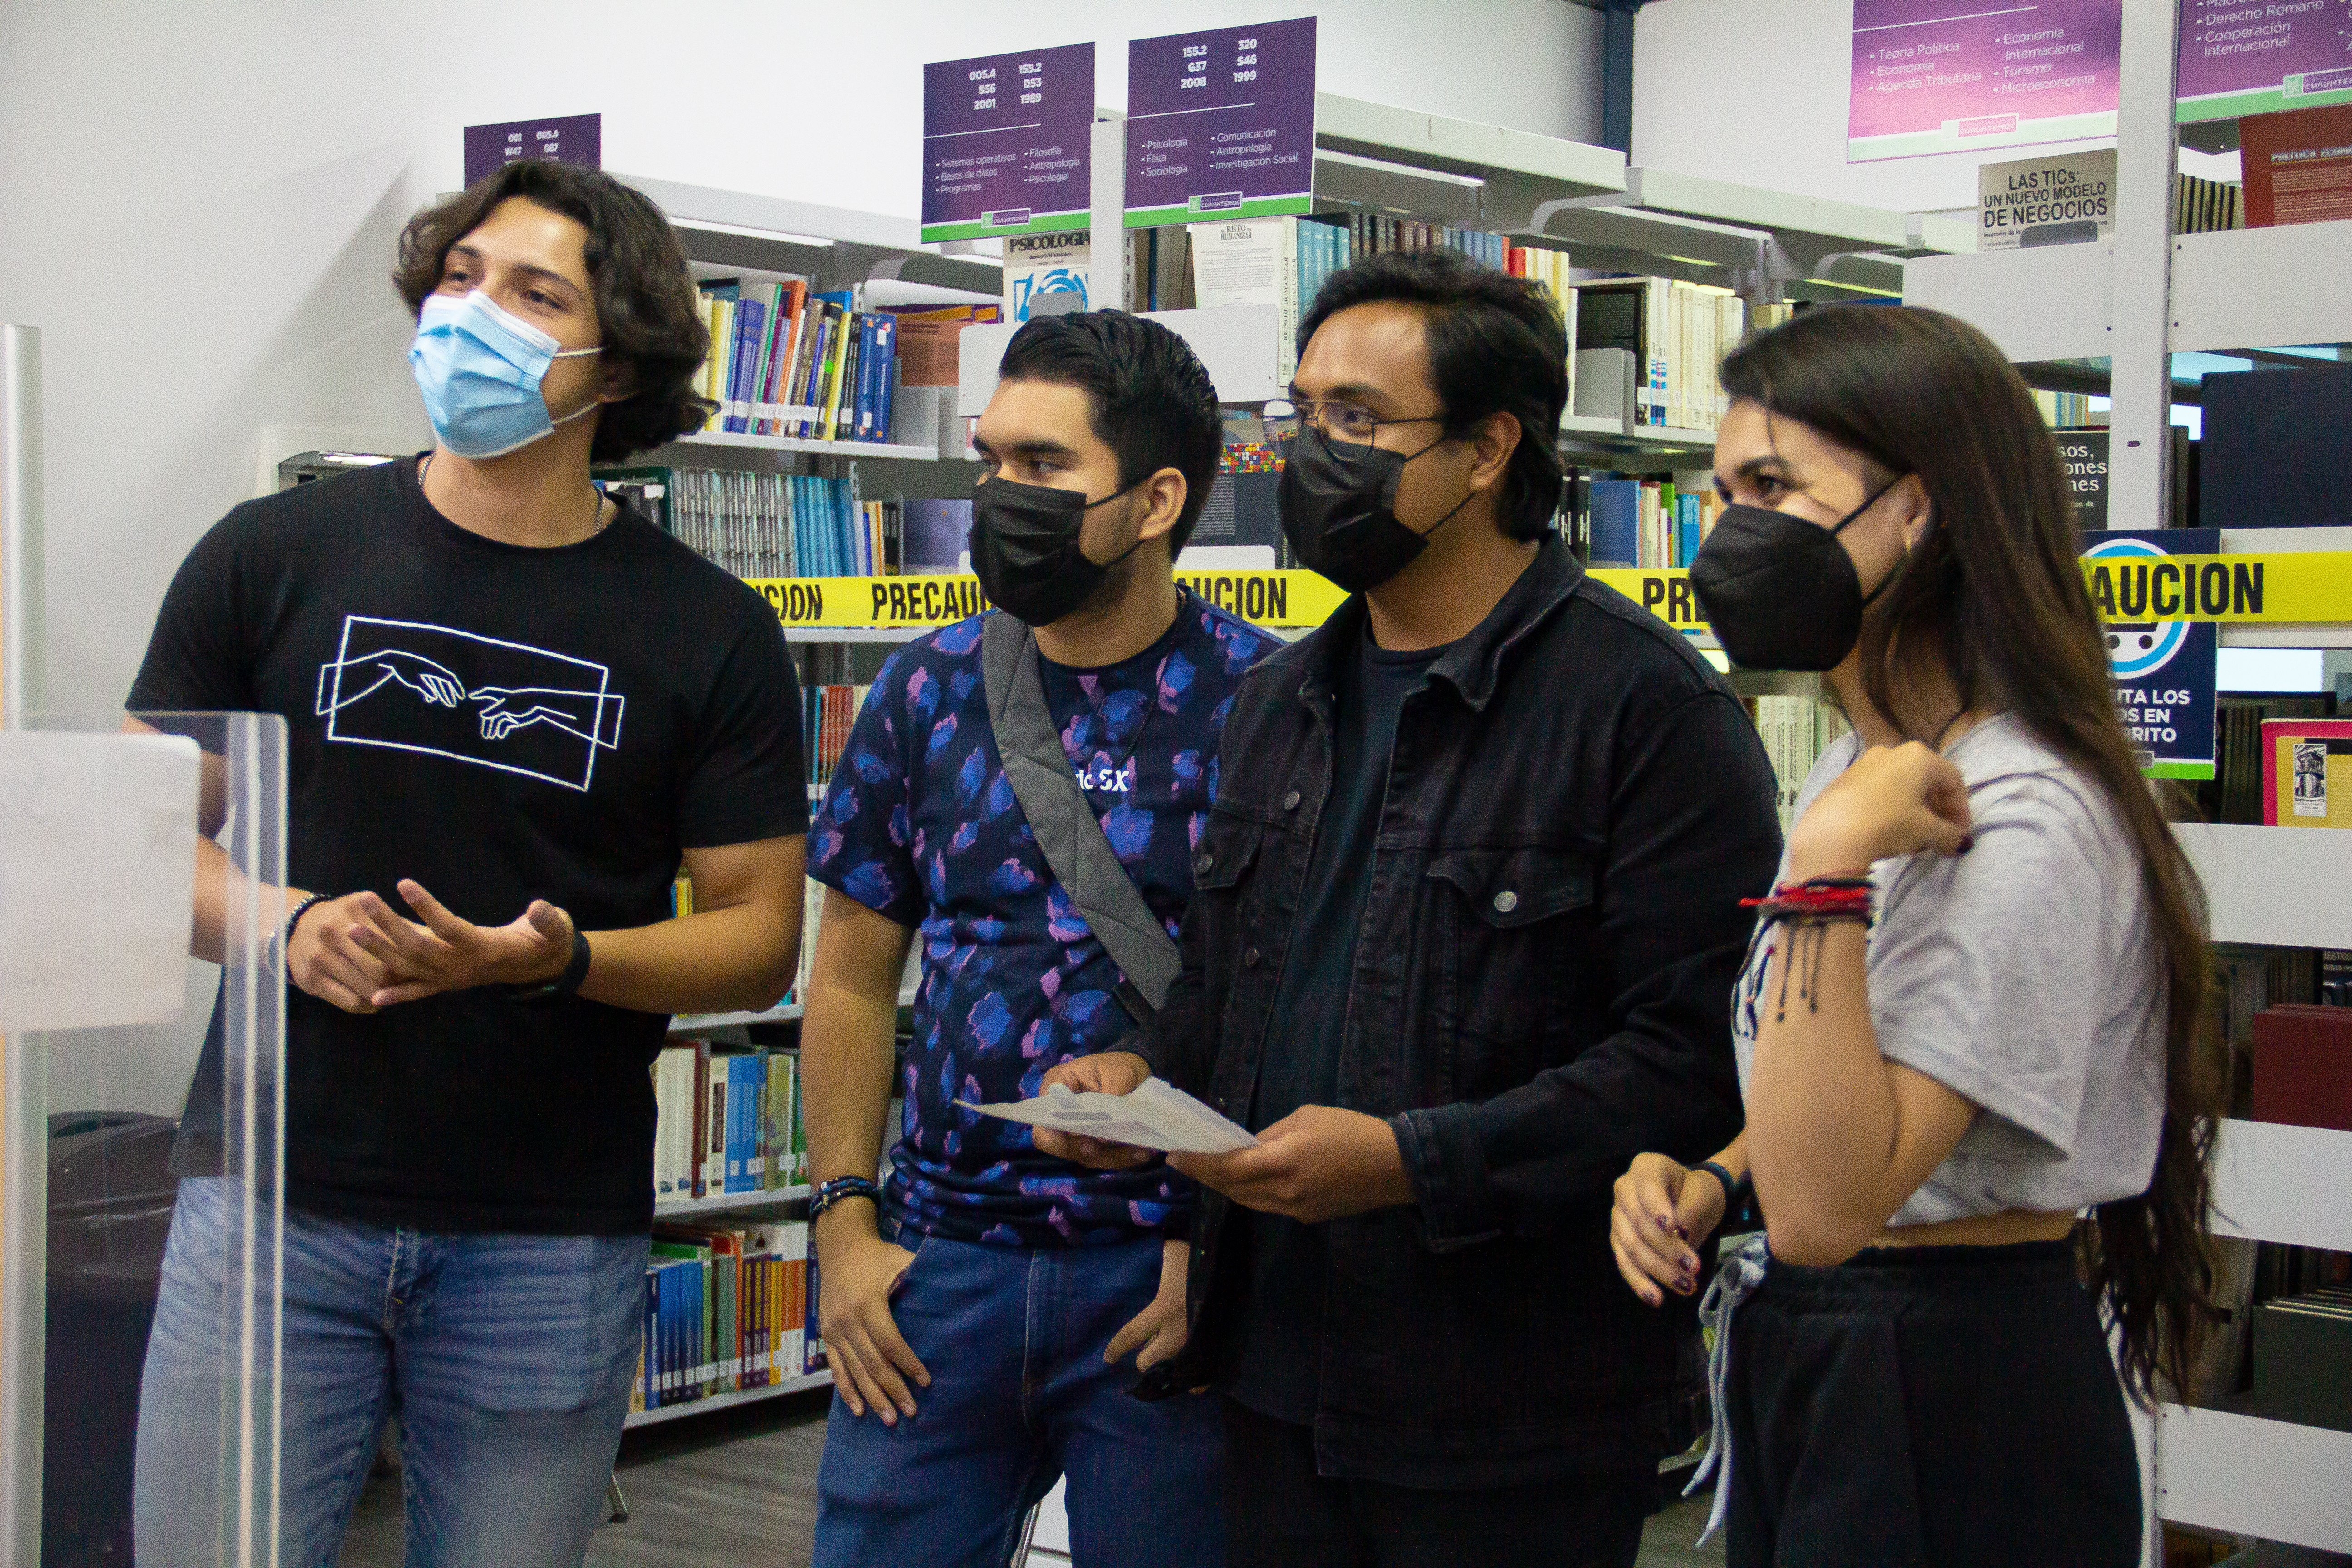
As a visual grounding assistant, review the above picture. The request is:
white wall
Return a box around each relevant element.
[0,0,1600,721]
[1631,0,2119,213]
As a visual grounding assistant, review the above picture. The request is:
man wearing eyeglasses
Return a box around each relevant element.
[1036,250,1782,1566]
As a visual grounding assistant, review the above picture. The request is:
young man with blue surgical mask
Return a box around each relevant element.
[801,311,1271,1567]
[127,160,807,1567]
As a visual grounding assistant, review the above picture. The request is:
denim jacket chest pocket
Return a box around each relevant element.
[1421,845,1597,1102]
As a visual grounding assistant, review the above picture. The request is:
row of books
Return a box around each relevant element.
[637,1220,823,1412]
[1577,277,1753,433]
[1748,694,1851,832]
[1584,472,1721,570]
[2031,391,2099,429]
[652,1041,805,1203]
[598,466,902,579]
[804,683,873,789]
[696,279,900,445]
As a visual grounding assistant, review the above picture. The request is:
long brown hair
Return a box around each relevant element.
[1720,305,2223,1400]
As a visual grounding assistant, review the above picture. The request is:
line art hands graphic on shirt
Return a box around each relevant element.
[315,652,621,746]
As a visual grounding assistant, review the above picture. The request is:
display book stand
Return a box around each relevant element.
[1900,2,2352,1556]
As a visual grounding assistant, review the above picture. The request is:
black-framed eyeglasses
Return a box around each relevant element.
[1261,398,1447,466]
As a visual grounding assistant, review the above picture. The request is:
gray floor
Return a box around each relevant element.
[333,1392,1725,1568]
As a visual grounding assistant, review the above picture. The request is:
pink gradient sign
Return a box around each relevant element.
[1849,1,2122,162]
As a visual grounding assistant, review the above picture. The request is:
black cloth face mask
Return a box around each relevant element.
[1277,424,1470,593]
[970,475,1146,627]
[1687,476,1909,671]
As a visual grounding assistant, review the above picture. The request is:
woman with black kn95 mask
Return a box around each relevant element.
[1609,304,2224,1568]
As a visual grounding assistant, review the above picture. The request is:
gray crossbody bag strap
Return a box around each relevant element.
[982,613,1181,1024]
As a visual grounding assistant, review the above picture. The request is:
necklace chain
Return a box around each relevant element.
[418,452,608,536]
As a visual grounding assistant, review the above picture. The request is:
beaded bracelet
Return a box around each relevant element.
[808,1175,880,1225]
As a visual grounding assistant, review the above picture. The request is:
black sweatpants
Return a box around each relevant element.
[1220,1398,1656,1568]
[1724,1238,2142,1568]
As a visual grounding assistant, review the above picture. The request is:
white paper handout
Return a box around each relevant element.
[0,730,201,1032]
[960,1078,1259,1155]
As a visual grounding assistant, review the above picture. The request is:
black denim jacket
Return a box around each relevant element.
[1132,539,1783,1488]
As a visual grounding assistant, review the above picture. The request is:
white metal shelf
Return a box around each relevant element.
[2209,1119,2352,1253]
[671,982,917,1035]
[2172,220,2352,356]
[2156,1405,2352,1554]
[671,1003,800,1033]
[654,1184,812,1219]
[1907,220,2352,365]
[2175,823,2352,951]
[672,431,943,462]
[785,626,929,644]
[1902,243,2112,365]
[624,1370,832,1431]
[1312,92,1625,213]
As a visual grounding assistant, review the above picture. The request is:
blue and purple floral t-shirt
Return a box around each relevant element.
[808,594,1274,1248]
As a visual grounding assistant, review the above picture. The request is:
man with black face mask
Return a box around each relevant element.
[1037,251,1784,1566]
[802,310,1271,1567]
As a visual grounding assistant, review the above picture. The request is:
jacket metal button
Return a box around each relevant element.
[1493,890,1519,914]
[1243,946,1262,968]
[1195,852,1213,875]
[1282,789,1302,811]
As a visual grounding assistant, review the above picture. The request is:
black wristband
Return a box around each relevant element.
[507,930,591,1004]
[272,892,329,969]
[1694,1160,1742,1206]
[808,1176,880,1225]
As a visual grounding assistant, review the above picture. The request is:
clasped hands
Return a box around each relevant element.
[1030,1053,1414,1223]
[286,878,577,1014]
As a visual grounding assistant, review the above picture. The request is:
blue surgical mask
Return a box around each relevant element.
[408,290,603,459]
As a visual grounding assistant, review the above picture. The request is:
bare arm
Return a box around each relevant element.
[1743,743,1979,1266]
[1743,924,1976,1266]
[803,888,915,1215]
[571,836,804,1014]
[801,888,930,1424]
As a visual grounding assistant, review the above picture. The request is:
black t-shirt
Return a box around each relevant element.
[1228,624,1444,1424]
[129,457,808,1235]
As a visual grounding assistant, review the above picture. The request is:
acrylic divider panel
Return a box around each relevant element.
[8,712,286,1568]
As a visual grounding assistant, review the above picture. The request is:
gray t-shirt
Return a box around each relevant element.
[1731,713,2165,1226]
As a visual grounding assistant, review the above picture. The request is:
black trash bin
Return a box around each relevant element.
[44,1112,181,1568]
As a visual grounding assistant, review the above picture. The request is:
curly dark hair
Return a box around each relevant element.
[393,161,714,462]
[1297,249,1568,540]
[997,310,1225,554]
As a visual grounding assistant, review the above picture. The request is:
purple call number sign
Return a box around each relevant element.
[462,114,601,189]
[1848,0,2119,159]
[921,42,1095,242]
[1125,16,1316,227]
[2178,0,2352,117]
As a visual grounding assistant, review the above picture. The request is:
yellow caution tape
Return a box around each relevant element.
[749,554,2352,633]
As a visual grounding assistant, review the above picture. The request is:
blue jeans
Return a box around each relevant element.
[134,1176,647,1568]
[814,1231,1225,1568]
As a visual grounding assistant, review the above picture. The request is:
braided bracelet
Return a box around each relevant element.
[1743,877,1874,1021]
[808,1175,880,1225]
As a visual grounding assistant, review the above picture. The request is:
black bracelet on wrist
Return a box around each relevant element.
[1694,1160,1742,1206]
[808,1176,880,1225]
[507,930,591,1004]
[272,892,330,969]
